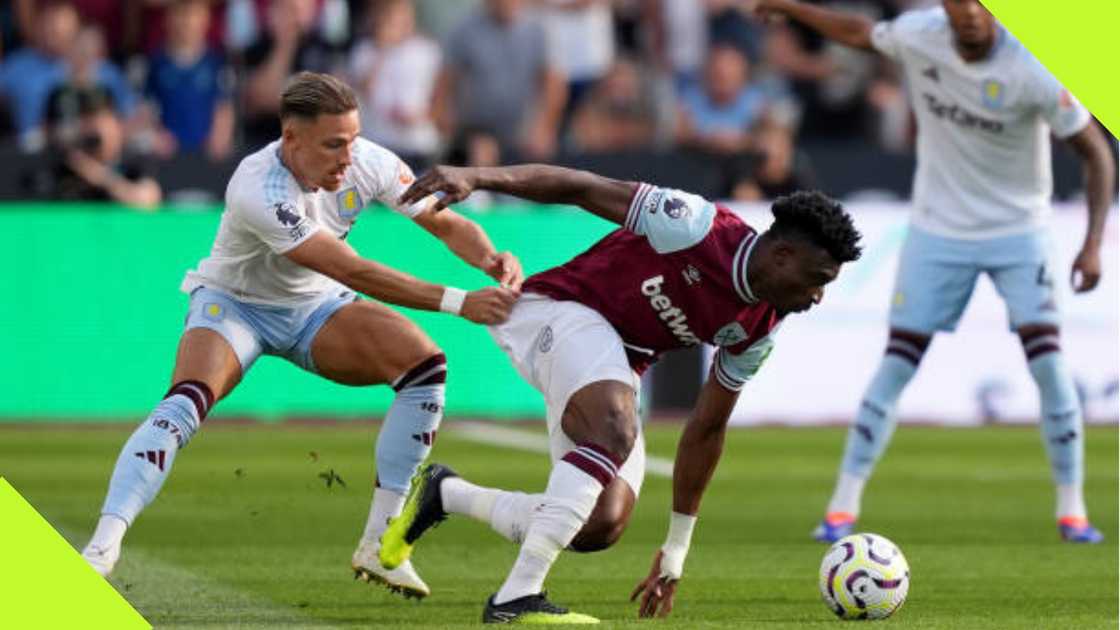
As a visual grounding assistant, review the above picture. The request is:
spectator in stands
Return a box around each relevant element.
[129,0,229,57]
[57,24,141,129]
[731,120,816,201]
[412,0,476,41]
[434,0,567,160]
[644,0,707,90]
[68,0,129,61]
[531,0,615,114]
[27,87,161,208]
[241,0,346,145]
[1,0,34,57]
[707,0,765,63]
[762,0,899,141]
[675,43,769,155]
[445,127,508,211]
[568,56,655,152]
[348,0,441,164]
[145,0,235,160]
[0,1,79,150]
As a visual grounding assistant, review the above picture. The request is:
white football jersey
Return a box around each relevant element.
[182,137,428,304]
[871,7,1090,239]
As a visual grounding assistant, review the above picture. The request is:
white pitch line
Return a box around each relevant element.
[451,422,675,478]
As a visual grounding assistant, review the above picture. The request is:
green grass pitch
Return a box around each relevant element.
[2,422,1116,629]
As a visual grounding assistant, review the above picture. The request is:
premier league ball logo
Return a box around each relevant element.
[274,202,301,226]
[663,197,690,219]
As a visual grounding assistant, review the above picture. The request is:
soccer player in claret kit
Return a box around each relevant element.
[750,0,1115,544]
[79,72,523,598]
[379,164,863,623]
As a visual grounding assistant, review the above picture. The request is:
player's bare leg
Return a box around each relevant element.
[569,475,636,552]
[83,329,243,576]
[311,300,447,597]
[1017,323,1102,543]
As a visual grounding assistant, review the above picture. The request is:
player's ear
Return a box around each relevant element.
[281,117,300,144]
[771,237,798,268]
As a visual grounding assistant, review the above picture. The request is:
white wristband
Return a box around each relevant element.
[659,511,697,580]
[439,286,467,315]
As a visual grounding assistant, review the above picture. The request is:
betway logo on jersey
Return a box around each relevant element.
[641,275,701,346]
[922,93,1004,133]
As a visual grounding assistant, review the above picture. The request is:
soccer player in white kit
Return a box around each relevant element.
[79,72,523,597]
[752,0,1115,543]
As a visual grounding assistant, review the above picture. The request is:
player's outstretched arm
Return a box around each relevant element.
[399,164,637,225]
[751,0,875,51]
[1065,123,1115,293]
[285,231,517,324]
[413,207,524,291]
[630,376,741,619]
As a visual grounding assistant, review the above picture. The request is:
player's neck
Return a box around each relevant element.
[278,141,317,192]
[953,28,998,63]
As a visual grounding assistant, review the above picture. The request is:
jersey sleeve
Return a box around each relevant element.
[230,175,320,254]
[711,335,776,392]
[870,9,933,61]
[623,183,717,254]
[1029,66,1091,139]
[350,139,429,218]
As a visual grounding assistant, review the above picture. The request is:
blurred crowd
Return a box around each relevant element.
[0,0,935,207]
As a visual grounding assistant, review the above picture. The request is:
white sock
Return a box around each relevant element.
[490,491,544,544]
[361,486,405,544]
[1056,483,1087,520]
[441,477,544,544]
[494,455,611,605]
[497,547,555,604]
[87,514,128,551]
[827,472,866,517]
[442,477,500,522]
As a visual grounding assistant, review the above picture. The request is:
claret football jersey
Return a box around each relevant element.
[523,183,782,391]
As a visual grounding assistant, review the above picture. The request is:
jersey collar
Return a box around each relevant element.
[732,232,759,304]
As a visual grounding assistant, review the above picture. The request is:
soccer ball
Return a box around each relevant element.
[818,533,909,620]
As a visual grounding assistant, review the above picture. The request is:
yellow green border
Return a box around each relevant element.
[982,0,1120,136]
[0,478,148,628]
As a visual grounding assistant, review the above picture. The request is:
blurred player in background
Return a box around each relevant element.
[750,0,1115,544]
[80,72,523,599]
[380,164,862,622]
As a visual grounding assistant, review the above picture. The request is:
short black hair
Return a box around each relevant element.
[768,191,862,263]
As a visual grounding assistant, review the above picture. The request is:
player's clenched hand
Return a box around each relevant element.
[629,550,679,619]
[460,286,518,324]
[400,165,476,212]
[1070,246,1102,293]
[483,251,524,291]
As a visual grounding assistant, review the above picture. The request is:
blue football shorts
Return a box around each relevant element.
[889,226,1061,334]
[184,286,357,374]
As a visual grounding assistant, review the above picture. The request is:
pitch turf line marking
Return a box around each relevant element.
[450,422,675,478]
[56,526,347,629]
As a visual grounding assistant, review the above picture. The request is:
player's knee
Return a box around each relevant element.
[393,352,448,392]
[570,503,630,552]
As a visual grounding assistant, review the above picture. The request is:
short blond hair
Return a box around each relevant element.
[280,72,358,121]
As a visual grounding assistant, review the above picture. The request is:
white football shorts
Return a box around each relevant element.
[488,293,647,496]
